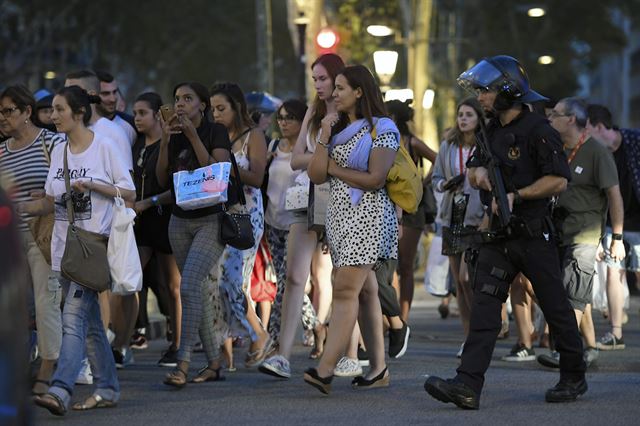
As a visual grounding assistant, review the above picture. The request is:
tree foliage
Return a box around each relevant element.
[448,0,640,99]
[1,0,298,102]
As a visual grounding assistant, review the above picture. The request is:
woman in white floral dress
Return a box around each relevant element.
[210,82,271,371]
[305,65,400,394]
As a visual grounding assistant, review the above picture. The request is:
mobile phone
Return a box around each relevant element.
[443,174,465,191]
[160,104,175,122]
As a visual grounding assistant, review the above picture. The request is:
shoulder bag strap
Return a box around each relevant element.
[63,143,75,225]
[40,132,51,165]
[228,149,247,206]
[266,138,281,169]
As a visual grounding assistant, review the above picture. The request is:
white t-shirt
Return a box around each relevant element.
[113,115,137,147]
[45,133,135,271]
[90,117,133,170]
[265,142,302,230]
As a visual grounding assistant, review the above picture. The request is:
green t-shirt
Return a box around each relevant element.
[556,137,618,245]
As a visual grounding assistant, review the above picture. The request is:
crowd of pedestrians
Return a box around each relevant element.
[0,52,637,416]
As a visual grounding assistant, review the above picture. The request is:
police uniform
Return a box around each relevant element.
[455,108,587,396]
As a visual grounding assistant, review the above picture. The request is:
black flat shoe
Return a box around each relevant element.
[424,376,479,410]
[303,368,333,395]
[351,367,390,389]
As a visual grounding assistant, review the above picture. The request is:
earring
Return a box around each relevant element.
[24,119,29,124]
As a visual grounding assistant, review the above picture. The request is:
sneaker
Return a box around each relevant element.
[75,358,93,385]
[456,342,465,359]
[596,332,625,351]
[537,351,560,369]
[258,355,291,379]
[501,344,536,362]
[388,322,410,359]
[130,332,148,350]
[357,346,370,367]
[113,347,134,369]
[333,357,363,377]
[158,346,178,368]
[584,347,598,367]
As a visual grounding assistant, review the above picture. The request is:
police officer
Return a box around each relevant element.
[424,56,587,409]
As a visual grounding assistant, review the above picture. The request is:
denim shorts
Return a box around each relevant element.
[602,228,640,272]
[559,244,597,311]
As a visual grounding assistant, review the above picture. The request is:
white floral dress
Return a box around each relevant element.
[326,126,399,268]
[213,134,264,341]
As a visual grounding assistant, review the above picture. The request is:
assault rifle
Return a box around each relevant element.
[475,119,512,231]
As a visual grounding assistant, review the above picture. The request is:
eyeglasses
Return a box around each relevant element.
[276,115,297,123]
[547,110,571,119]
[0,106,19,118]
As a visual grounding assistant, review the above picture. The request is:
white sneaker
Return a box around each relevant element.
[75,358,93,385]
[334,357,363,377]
[456,342,465,359]
[258,355,291,379]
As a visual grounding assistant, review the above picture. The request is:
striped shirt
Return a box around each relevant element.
[0,129,65,231]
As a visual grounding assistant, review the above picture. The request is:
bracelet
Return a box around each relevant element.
[612,233,623,241]
[316,139,329,148]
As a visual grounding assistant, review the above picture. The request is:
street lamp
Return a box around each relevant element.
[367,25,394,37]
[373,50,398,90]
[44,71,56,80]
[422,89,435,109]
[384,89,413,102]
[538,55,555,65]
[527,7,546,17]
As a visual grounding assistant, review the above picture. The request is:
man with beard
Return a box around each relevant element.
[95,71,137,146]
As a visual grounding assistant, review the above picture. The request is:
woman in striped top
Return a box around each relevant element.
[0,85,64,396]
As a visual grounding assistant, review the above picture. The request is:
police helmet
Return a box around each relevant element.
[457,55,547,109]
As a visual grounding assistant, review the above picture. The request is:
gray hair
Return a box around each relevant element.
[559,97,588,128]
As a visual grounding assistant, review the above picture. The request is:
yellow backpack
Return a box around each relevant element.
[372,126,423,213]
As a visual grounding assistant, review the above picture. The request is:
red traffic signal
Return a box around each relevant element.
[316,28,339,53]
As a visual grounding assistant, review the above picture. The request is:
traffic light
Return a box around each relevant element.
[316,28,339,54]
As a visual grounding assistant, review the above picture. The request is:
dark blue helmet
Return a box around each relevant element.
[458,55,547,108]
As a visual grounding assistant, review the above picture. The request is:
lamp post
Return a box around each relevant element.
[373,50,398,92]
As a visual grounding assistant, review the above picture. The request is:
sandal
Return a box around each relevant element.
[33,392,66,416]
[303,368,333,395]
[72,394,117,411]
[32,379,50,396]
[163,367,188,388]
[309,323,327,360]
[245,337,274,368]
[191,366,225,383]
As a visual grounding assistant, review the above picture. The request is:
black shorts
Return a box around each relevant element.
[134,205,173,254]
[559,244,597,311]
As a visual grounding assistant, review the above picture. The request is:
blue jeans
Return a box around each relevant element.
[49,276,119,408]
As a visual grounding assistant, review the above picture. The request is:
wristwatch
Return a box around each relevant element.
[612,233,623,241]
[512,189,522,205]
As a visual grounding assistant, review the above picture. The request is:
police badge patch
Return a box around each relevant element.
[508,146,520,160]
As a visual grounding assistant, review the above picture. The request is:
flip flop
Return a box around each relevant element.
[72,394,117,411]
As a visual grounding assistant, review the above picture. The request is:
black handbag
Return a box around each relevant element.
[220,147,255,250]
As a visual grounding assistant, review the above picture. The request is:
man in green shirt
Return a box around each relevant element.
[539,97,625,368]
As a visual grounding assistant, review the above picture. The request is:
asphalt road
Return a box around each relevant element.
[34,291,640,425]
